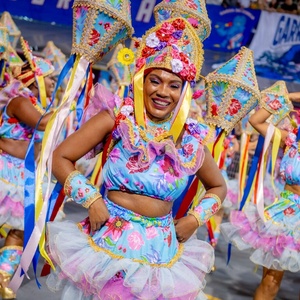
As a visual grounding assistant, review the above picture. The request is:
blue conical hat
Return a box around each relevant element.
[154,0,211,42]
[261,80,293,125]
[7,43,23,66]
[0,25,9,58]
[0,12,21,48]
[205,47,260,133]
[72,0,134,64]
[42,41,66,76]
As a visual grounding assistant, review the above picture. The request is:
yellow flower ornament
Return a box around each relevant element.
[117,47,135,65]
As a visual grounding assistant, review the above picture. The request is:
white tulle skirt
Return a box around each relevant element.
[46,199,215,299]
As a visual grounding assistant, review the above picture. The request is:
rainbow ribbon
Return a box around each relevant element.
[10,55,90,292]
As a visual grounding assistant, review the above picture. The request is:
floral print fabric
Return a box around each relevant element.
[221,132,300,272]
[102,97,210,202]
[0,80,44,142]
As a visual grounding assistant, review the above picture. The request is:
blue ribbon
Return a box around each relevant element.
[297,126,300,142]
[22,54,76,286]
[172,175,194,217]
[227,134,265,265]
[75,64,90,130]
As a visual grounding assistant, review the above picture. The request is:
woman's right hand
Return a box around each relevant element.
[88,198,110,232]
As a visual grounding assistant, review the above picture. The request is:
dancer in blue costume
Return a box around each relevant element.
[221,90,300,300]
[46,14,228,300]
[0,42,55,298]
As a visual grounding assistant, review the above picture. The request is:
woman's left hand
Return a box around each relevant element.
[174,215,198,243]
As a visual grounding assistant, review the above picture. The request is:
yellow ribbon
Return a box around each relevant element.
[36,55,81,269]
[133,66,145,129]
[118,85,125,99]
[0,225,9,238]
[90,153,103,186]
[238,133,250,200]
[36,75,47,108]
[169,83,192,142]
[213,130,226,164]
[270,127,281,193]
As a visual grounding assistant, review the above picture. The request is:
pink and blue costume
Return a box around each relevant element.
[46,84,216,300]
[221,131,300,272]
[0,80,44,230]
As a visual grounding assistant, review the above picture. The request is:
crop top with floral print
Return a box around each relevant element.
[101,95,212,202]
[0,80,44,142]
[280,131,300,186]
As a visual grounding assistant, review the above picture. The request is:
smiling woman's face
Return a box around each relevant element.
[143,69,183,122]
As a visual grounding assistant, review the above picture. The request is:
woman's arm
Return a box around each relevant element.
[196,147,227,200]
[53,110,115,232]
[288,92,300,103]
[174,147,227,242]
[52,110,115,184]
[6,96,53,131]
[249,108,288,147]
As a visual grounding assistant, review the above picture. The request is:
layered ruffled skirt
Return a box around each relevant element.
[0,152,24,230]
[46,198,214,299]
[221,190,300,272]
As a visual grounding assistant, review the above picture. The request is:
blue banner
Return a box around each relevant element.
[0,0,73,26]
[0,0,160,37]
[0,1,261,50]
[204,6,261,51]
[249,11,300,83]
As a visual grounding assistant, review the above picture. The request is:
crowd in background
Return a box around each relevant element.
[207,0,300,14]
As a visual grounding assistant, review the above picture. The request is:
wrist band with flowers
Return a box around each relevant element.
[64,170,102,209]
[187,193,222,227]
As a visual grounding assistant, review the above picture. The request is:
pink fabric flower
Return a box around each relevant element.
[183,143,194,157]
[211,103,218,116]
[268,99,282,111]
[192,90,204,99]
[228,99,242,116]
[188,18,199,29]
[128,231,144,250]
[104,23,111,31]
[146,226,158,239]
[283,207,295,216]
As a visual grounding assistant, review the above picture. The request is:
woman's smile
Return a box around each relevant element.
[143,69,183,122]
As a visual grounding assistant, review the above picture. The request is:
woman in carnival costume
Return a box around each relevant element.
[221,82,300,300]
[0,38,55,299]
[45,7,228,300]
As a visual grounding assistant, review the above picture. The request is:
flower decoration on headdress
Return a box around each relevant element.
[154,0,211,42]
[117,47,135,66]
[135,17,203,83]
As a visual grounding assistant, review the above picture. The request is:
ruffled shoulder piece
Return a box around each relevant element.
[0,79,32,112]
[184,117,215,146]
[82,83,122,123]
[111,100,214,176]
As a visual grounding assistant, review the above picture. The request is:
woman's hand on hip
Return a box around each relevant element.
[174,215,198,243]
[88,198,110,232]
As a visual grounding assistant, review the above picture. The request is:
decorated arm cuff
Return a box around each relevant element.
[64,170,102,209]
[188,193,222,227]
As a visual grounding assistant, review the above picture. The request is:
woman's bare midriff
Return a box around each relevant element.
[285,184,300,196]
[107,190,173,218]
[0,138,41,160]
